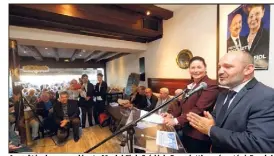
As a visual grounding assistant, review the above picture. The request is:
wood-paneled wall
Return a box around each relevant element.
[147,78,192,95]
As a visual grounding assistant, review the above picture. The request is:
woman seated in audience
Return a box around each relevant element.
[162,56,219,153]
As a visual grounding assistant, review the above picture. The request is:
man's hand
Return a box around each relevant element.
[85,96,91,101]
[186,111,215,135]
[9,143,21,151]
[9,106,15,113]
[60,119,69,127]
[161,112,173,118]
[49,108,53,113]
[163,117,176,127]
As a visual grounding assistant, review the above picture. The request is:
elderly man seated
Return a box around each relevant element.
[36,92,57,135]
[10,87,40,142]
[143,88,158,111]
[123,86,147,110]
[53,91,81,143]
[155,88,171,114]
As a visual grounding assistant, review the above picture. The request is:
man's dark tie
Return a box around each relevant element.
[218,90,237,122]
[236,38,240,47]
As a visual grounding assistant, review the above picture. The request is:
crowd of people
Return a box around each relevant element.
[8,50,274,153]
[9,73,108,152]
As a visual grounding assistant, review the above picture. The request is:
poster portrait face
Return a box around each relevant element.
[247,5,265,30]
[230,14,242,37]
[227,4,270,70]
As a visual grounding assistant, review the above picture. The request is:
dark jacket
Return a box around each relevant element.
[227,36,248,52]
[94,81,108,101]
[53,100,80,121]
[79,82,95,107]
[176,75,219,141]
[132,92,147,110]
[211,78,274,152]
[36,100,56,118]
[144,94,158,111]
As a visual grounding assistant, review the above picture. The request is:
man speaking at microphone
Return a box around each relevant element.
[162,56,219,153]
[187,51,274,152]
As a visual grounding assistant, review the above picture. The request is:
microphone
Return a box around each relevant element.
[184,82,207,98]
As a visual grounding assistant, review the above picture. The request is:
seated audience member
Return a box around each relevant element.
[155,88,171,114]
[163,56,219,153]
[54,91,81,143]
[167,89,184,117]
[9,125,32,153]
[12,87,40,142]
[24,88,37,108]
[187,51,274,152]
[131,86,147,110]
[36,92,57,134]
[143,88,158,111]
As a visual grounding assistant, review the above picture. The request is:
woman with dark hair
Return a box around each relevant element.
[162,56,219,153]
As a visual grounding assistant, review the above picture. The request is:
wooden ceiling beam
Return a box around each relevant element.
[84,50,99,62]
[53,48,59,61]
[70,49,81,62]
[24,45,43,61]
[9,4,166,43]
[96,52,119,62]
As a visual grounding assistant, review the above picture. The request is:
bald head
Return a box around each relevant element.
[175,89,184,101]
[145,88,153,98]
[225,50,253,63]
[218,51,254,88]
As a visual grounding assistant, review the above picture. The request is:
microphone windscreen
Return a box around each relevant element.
[200,82,208,89]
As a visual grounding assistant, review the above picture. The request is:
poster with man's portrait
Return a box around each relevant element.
[227,4,270,70]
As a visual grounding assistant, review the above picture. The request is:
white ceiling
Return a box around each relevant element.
[156,5,184,12]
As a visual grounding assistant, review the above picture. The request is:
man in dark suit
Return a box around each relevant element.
[187,51,274,152]
[131,86,147,110]
[94,73,108,125]
[143,88,158,111]
[227,14,248,52]
[79,74,95,128]
[54,91,80,143]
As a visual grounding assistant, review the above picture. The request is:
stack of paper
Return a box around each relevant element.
[140,110,164,124]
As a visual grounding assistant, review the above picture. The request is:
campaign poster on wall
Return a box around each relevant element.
[227,4,270,70]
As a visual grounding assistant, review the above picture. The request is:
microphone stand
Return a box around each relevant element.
[22,96,57,145]
[84,90,187,153]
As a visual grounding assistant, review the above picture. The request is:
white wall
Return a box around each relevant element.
[106,52,144,88]
[219,5,274,88]
[106,5,217,87]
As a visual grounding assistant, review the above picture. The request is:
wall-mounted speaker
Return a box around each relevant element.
[143,18,159,31]
[139,57,145,81]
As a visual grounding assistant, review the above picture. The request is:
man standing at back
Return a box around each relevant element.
[94,73,108,125]
[79,74,95,128]
[187,51,274,152]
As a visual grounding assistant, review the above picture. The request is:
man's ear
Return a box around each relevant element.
[243,64,255,75]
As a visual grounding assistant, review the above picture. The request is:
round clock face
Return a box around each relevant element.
[176,49,193,69]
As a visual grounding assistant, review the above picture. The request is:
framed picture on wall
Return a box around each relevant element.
[227,4,270,70]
